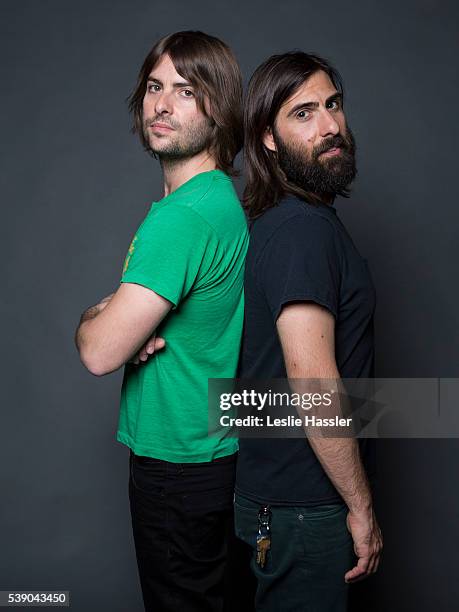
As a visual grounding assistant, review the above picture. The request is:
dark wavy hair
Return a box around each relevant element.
[244,52,345,218]
[128,31,243,176]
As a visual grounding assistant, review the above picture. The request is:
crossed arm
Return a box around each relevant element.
[74,282,171,376]
[276,302,383,582]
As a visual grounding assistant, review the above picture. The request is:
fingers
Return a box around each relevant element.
[144,336,166,356]
[138,346,149,362]
[345,540,382,583]
[129,336,166,366]
[367,527,383,575]
[151,337,166,352]
[345,555,370,583]
[367,551,378,574]
[345,510,383,583]
[138,332,154,361]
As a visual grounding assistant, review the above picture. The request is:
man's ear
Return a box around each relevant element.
[263,126,277,152]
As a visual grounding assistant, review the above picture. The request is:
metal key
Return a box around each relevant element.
[256,505,272,568]
[256,533,271,568]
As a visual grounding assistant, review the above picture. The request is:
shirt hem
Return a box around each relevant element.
[273,291,338,322]
[234,485,344,507]
[117,430,238,463]
[120,273,179,307]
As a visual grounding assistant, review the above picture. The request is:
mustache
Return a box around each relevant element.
[313,134,351,160]
[143,116,180,130]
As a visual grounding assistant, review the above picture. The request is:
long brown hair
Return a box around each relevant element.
[243,52,345,218]
[128,31,243,175]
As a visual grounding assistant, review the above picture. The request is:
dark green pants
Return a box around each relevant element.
[234,494,354,612]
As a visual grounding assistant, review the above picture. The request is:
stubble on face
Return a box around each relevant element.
[274,127,357,196]
[142,112,214,162]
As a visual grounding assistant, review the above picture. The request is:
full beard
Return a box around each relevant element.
[274,127,357,196]
[143,116,214,162]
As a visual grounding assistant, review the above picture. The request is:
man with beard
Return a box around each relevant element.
[75,31,249,612]
[234,52,382,611]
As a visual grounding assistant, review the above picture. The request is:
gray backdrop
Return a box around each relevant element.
[1,0,458,610]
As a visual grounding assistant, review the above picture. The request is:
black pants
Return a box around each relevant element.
[129,450,255,612]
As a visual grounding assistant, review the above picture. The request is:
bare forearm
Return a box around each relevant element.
[308,435,372,513]
[288,373,372,514]
[80,304,101,324]
[75,292,115,353]
[297,378,372,513]
[74,287,169,376]
[74,304,103,352]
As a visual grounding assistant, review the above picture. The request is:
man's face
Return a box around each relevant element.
[142,53,213,161]
[264,70,356,195]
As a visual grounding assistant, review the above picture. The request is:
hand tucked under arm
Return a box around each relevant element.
[75,283,171,376]
[128,332,166,365]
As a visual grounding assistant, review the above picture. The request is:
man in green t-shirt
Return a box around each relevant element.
[75,31,249,612]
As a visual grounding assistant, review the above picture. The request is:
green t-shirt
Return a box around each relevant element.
[116,169,248,462]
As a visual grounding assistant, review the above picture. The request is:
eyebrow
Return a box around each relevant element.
[287,92,343,116]
[146,77,193,89]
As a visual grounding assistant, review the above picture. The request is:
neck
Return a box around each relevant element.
[161,150,217,197]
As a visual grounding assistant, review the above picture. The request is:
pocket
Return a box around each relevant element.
[301,504,352,555]
[181,485,234,557]
[303,503,347,521]
[234,494,261,511]
[129,453,166,496]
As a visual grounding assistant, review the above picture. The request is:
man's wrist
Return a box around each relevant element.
[348,496,373,516]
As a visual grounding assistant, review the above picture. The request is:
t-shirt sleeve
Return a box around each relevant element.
[120,204,213,307]
[257,213,341,321]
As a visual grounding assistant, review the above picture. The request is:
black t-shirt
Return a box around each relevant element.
[236,195,376,506]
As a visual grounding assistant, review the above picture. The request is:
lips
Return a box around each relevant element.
[150,123,174,132]
[321,147,341,157]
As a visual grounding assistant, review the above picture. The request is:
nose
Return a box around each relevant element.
[154,90,173,115]
[317,108,340,138]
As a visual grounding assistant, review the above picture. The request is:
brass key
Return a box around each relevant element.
[256,505,272,568]
[256,533,271,568]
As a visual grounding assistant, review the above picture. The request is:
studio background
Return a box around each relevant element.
[1,1,458,610]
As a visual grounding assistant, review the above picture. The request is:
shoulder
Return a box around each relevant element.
[192,172,244,225]
[251,197,337,252]
[175,172,247,236]
[142,199,214,243]
[174,171,238,211]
